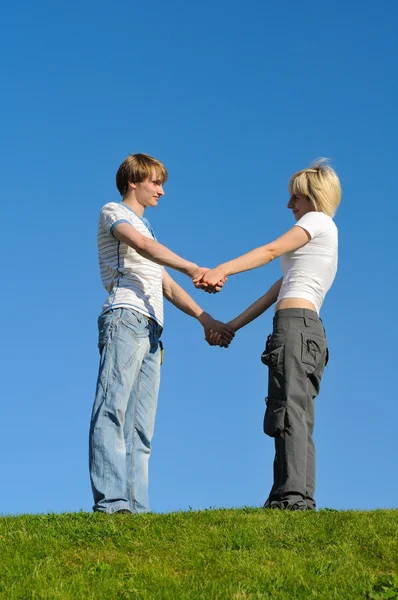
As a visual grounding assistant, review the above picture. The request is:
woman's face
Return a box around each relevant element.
[287,193,315,221]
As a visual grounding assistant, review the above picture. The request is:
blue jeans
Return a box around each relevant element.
[89,307,162,514]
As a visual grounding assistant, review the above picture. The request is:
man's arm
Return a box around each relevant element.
[208,278,282,346]
[162,270,235,347]
[114,222,224,291]
[114,222,201,277]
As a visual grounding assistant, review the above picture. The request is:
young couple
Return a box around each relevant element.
[89,152,341,514]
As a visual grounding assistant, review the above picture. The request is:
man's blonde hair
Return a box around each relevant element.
[289,158,341,217]
[116,153,168,197]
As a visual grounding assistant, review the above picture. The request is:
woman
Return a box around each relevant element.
[195,159,341,510]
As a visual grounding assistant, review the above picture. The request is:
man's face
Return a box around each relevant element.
[287,192,314,221]
[132,171,165,208]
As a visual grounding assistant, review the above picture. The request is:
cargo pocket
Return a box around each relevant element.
[263,397,288,437]
[301,333,322,368]
[261,339,284,370]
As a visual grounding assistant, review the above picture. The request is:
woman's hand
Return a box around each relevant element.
[207,321,236,346]
[191,267,226,293]
[193,266,227,289]
[199,312,235,347]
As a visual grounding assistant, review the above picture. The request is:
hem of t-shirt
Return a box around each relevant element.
[294,224,314,239]
[118,203,156,239]
[277,291,321,314]
[110,219,130,237]
[100,302,164,327]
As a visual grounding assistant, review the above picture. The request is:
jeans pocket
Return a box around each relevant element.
[121,309,147,338]
[98,312,118,352]
[263,397,288,437]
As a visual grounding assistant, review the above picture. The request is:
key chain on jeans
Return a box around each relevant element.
[159,340,164,365]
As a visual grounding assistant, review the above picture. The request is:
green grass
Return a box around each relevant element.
[0,508,397,599]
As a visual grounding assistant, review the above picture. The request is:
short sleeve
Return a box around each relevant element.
[142,217,156,240]
[294,212,328,240]
[100,203,131,237]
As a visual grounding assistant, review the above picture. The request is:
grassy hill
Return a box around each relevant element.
[0,508,397,599]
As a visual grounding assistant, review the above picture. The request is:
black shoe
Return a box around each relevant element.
[115,509,131,514]
[290,502,310,511]
[268,501,289,510]
[264,500,309,510]
[264,500,283,509]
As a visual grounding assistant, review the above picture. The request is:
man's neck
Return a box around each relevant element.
[122,196,145,218]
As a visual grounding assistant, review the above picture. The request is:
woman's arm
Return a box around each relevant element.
[194,226,310,287]
[228,278,283,332]
[162,271,235,346]
[207,278,282,346]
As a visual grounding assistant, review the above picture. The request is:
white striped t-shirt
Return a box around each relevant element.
[98,202,164,326]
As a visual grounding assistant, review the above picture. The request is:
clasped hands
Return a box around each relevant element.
[192,266,227,294]
[193,266,234,349]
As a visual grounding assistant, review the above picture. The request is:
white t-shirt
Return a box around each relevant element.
[276,211,338,314]
[98,202,164,326]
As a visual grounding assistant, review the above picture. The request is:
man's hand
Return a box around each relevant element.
[198,312,235,348]
[207,321,236,347]
[193,266,227,290]
[192,267,226,294]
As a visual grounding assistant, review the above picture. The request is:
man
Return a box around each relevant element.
[89,153,233,514]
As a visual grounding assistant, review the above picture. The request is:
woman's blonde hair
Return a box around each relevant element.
[289,158,341,217]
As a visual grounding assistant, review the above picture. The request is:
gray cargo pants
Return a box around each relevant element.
[261,308,328,510]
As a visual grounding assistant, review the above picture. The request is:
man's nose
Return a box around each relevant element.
[158,186,165,196]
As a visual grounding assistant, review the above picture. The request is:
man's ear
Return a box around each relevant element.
[128,181,137,190]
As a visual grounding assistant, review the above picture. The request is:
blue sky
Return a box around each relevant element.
[1,0,397,515]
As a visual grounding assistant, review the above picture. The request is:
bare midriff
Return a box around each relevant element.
[275,297,317,313]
